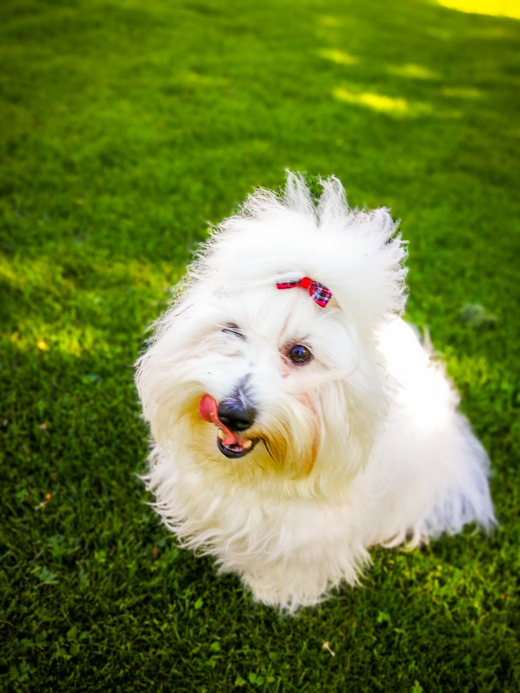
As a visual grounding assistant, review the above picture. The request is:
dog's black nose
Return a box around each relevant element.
[217,398,257,433]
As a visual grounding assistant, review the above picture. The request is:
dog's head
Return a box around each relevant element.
[136,173,407,497]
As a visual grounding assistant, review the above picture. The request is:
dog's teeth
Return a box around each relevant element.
[218,430,225,440]
[243,439,252,449]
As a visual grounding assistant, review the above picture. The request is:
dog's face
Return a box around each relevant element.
[187,285,351,477]
[136,174,407,496]
[138,280,388,492]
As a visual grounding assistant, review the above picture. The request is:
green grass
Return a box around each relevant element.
[1,0,519,690]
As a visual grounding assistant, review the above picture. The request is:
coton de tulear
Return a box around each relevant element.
[136,173,494,610]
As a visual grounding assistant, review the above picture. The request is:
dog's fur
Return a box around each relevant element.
[136,173,495,610]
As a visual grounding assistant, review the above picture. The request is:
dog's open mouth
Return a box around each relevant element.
[199,394,257,459]
[216,431,257,458]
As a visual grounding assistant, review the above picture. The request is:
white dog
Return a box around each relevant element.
[136,173,495,610]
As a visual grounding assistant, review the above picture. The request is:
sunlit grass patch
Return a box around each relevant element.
[317,48,358,65]
[436,0,520,19]
[10,321,110,357]
[333,86,432,116]
[0,253,179,356]
[333,87,409,113]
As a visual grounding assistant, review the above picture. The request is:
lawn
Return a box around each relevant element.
[1,0,519,690]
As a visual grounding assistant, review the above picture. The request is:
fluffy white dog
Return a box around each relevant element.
[136,173,495,610]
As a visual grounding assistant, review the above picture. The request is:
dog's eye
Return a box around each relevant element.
[222,323,245,340]
[287,344,313,365]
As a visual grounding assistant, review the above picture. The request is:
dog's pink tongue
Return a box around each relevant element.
[199,394,237,446]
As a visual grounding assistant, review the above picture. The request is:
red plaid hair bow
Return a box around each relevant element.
[276,276,332,307]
